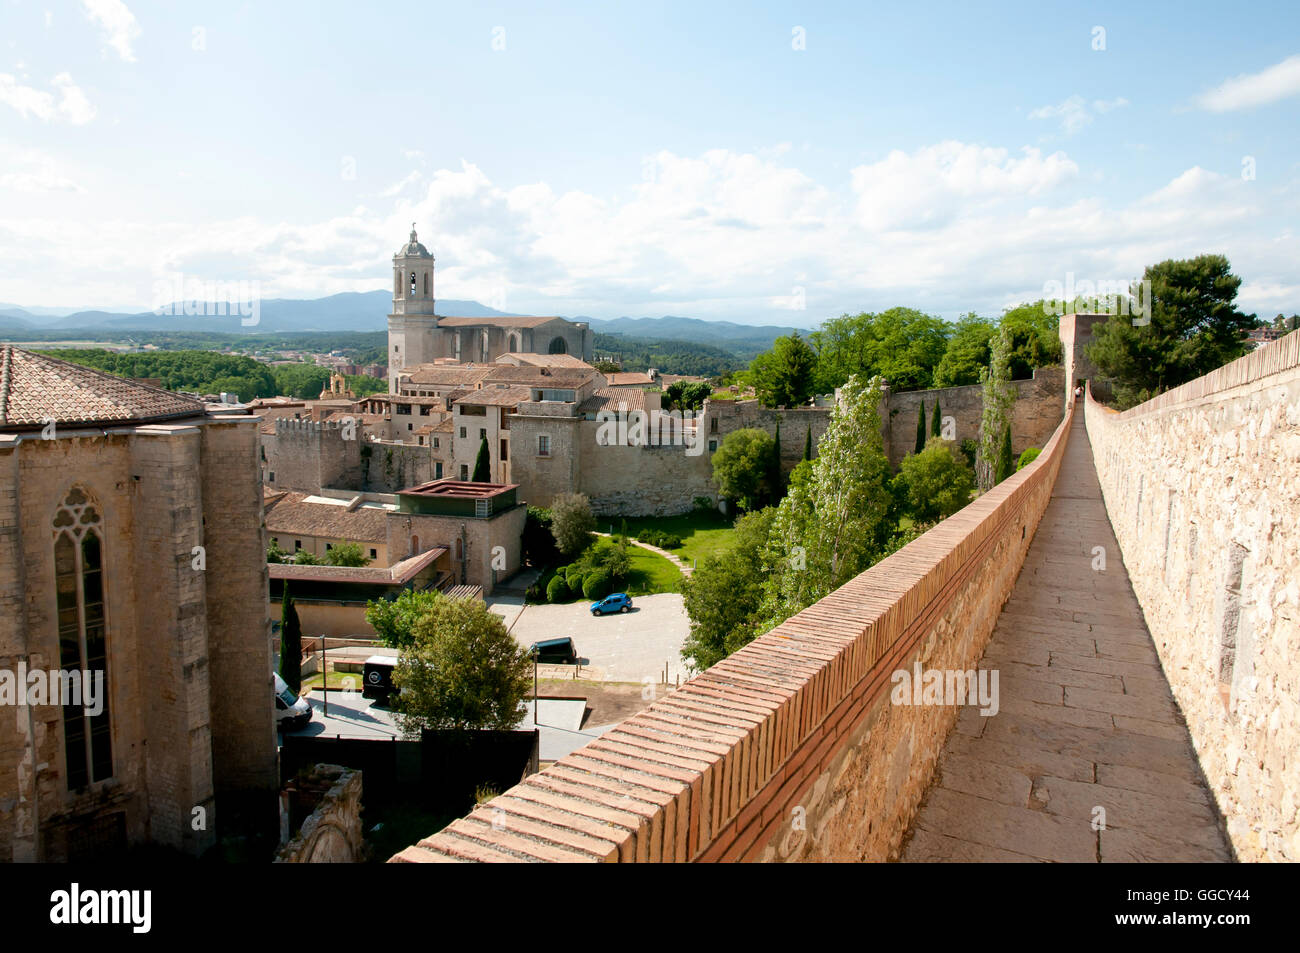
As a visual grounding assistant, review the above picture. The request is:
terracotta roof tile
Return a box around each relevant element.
[436,316,564,329]
[264,491,391,543]
[0,345,205,430]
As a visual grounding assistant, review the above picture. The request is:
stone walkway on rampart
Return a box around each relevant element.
[900,411,1232,862]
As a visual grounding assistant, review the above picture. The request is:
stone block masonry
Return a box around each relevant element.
[1085,330,1300,862]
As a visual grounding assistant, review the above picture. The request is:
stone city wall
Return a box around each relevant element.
[1085,331,1300,862]
[275,766,364,863]
[391,403,1077,862]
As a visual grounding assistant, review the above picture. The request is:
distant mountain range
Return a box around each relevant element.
[0,290,807,351]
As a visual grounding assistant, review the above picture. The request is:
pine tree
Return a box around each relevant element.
[931,400,941,438]
[471,436,491,482]
[279,584,303,696]
[803,425,813,461]
[915,401,926,454]
[996,422,1014,484]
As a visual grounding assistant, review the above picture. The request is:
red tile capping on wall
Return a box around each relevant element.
[392,402,1077,863]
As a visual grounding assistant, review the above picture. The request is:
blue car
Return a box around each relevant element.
[590,593,633,616]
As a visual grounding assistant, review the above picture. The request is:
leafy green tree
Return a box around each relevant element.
[390,594,532,734]
[803,425,813,461]
[681,507,777,671]
[365,589,445,649]
[323,541,370,567]
[279,585,303,695]
[292,550,323,565]
[272,363,332,399]
[811,307,950,392]
[931,400,941,438]
[760,375,893,627]
[996,423,1014,484]
[1086,255,1257,409]
[999,302,1064,379]
[933,314,996,387]
[1016,447,1042,470]
[915,401,926,454]
[664,380,712,411]
[711,428,775,511]
[267,540,290,564]
[522,506,559,567]
[977,326,1014,489]
[894,440,975,523]
[471,436,491,482]
[749,333,817,408]
[550,493,596,558]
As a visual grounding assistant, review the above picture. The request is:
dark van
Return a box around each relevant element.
[362,655,400,705]
[529,637,578,664]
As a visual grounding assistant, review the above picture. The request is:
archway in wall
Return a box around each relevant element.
[547,336,567,355]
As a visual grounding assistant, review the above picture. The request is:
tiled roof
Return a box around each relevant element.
[480,365,595,387]
[405,365,497,387]
[268,547,447,585]
[605,372,657,386]
[437,316,564,329]
[456,385,534,407]
[501,353,593,369]
[0,345,205,431]
[264,490,390,543]
[580,387,652,413]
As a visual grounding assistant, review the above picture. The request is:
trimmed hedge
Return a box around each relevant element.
[635,529,683,550]
[546,575,568,603]
[582,569,612,600]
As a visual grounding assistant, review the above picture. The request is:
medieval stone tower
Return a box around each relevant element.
[387,225,437,392]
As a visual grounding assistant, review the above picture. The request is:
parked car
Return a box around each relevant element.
[529,637,578,664]
[274,672,312,732]
[590,593,633,616]
[362,655,400,706]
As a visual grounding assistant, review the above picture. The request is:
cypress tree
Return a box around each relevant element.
[767,421,784,504]
[279,584,302,695]
[915,401,926,454]
[996,423,1014,483]
[931,400,941,438]
[803,425,813,461]
[471,435,491,482]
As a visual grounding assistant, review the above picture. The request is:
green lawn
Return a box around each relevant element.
[609,510,738,568]
[532,540,683,602]
[624,544,683,595]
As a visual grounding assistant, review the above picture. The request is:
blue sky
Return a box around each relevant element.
[1,0,1298,325]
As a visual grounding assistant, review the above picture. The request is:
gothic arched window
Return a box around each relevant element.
[52,485,112,789]
[480,330,490,363]
[409,271,417,296]
[548,336,567,355]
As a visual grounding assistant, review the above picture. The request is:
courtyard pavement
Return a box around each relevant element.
[493,592,691,685]
[900,410,1232,863]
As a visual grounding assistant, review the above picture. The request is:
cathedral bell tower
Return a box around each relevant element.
[387,224,438,393]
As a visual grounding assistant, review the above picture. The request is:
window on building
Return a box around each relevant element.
[269,471,275,482]
[710,417,718,434]
[295,540,302,551]
[325,543,332,551]
[435,462,443,479]
[53,486,112,789]
[500,439,508,462]
[709,439,718,453]
[418,436,424,446]
[433,438,440,449]
[408,423,413,431]
[370,549,378,560]
[479,428,486,441]
[460,465,469,480]
[538,435,550,457]
[459,427,467,439]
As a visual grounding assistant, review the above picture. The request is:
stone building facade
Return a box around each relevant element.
[386,227,592,391]
[0,346,277,861]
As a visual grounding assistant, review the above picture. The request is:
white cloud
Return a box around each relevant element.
[1195,54,1300,112]
[0,144,1294,321]
[850,141,1076,230]
[1029,95,1128,134]
[81,0,141,63]
[0,73,96,124]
